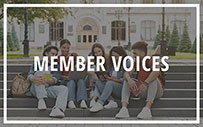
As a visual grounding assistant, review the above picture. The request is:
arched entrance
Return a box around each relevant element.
[76,17,99,49]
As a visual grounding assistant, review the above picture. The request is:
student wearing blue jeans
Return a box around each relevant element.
[62,79,87,109]
[58,39,87,109]
[27,46,68,118]
[90,46,128,112]
[87,43,111,108]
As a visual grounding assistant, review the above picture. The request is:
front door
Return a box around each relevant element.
[76,18,99,49]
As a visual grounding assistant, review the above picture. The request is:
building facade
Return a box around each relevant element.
[12,0,200,50]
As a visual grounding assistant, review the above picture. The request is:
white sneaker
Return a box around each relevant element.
[89,102,104,112]
[90,99,96,108]
[115,107,130,119]
[49,108,65,118]
[137,107,152,119]
[38,99,47,110]
[104,100,118,109]
[80,100,88,109]
[68,101,76,109]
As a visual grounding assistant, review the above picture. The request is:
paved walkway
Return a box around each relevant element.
[0,117,202,127]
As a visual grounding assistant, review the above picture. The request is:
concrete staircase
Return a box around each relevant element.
[0,64,202,117]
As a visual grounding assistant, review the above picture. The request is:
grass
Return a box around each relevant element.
[0,50,42,59]
[137,49,203,60]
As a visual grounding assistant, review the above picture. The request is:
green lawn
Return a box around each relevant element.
[0,50,42,59]
[134,49,203,60]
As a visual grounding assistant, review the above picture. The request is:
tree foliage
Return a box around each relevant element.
[169,23,179,49]
[153,25,162,49]
[191,36,203,54]
[165,25,170,43]
[11,25,20,50]
[177,23,191,52]
[0,0,71,23]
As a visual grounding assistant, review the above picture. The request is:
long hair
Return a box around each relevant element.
[109,46,127,69]
[91,43,105,57]
[132,41,148,55]
[91,43,110,71]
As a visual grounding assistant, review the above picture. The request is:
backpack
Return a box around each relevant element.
[136,59,166,86]
[11,72,30,97]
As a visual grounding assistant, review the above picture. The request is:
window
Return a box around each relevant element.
[20,22,35,42]
[111,20,126,41]
[170,20,186,35]
[201,21,203,35]
[49,22,64,41]
[78,35,81,43]
[83,25,92,31]
[141,20,156,41]
[102,26,106,34]
[83,35,87,43]
[143,0,154,4]
[88,35,92,43]
[94,35,97,42]
[172,0,185,4]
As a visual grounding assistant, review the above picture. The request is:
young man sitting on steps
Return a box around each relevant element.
[27,46,68,118]
[115,41,165,119]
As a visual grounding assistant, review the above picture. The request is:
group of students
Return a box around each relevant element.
[26,39,164,119]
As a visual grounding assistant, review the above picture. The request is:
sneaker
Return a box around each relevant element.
[89,102,103,112]
[38,99,47,110]
[49,108,65,118]
[80,100,88,109]
[90,99,96,108]
[115,107,130,119]
[68,101,76,109]
[137,107,152,119]
[104,100,118,109]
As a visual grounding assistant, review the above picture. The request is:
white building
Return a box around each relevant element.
[11,0,200,50]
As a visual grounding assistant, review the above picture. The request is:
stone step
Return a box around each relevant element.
[1,65,202,73]
[1,80,202,89]
[0,98,200,108]
[166,81,198,89]
[1,89,202,98]
[1,72,202,81]
[2,108,199,117]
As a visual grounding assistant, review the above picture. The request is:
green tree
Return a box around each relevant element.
[165,25,170,43]
[0,0,70,23]
[0,0,72,55]
[153,25,162,49]
[191,36,203,54]
[7,32,14,51]
[0,21,3,54]
[169,23,179,49]
[11,25,20,51]
[177,23,191,52]
[190,38,196,53]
